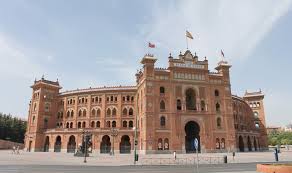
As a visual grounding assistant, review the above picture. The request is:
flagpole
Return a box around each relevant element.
[186,35,188,50]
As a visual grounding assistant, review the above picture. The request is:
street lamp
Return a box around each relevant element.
[110,128,118,155]
[82,130,91,163]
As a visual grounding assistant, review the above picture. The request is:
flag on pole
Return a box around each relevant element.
[186,30,194,39]
[221,49,225,57]
[148,42,155,48]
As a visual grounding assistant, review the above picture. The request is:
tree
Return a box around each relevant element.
[0,112,27,143]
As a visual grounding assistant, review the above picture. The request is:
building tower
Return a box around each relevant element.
[243,90,268,150]
[24,77,61,152]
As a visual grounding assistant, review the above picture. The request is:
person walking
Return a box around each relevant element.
[173,151,176,160]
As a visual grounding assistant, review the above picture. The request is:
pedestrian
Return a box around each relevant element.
[173,150,176,160]
[16,146,20,155]
[12,146,16,154]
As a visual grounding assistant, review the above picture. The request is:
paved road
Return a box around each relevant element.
[0,163,263,173]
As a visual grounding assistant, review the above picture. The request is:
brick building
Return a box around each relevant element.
[24,50,268,154]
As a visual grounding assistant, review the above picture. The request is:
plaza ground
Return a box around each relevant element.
[0,150,291,172]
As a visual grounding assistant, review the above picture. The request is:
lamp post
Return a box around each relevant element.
[134,92,139,165]
[110,128,118,156]
[82,130,91,163]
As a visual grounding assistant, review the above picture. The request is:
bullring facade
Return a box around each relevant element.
[24,50,268,154]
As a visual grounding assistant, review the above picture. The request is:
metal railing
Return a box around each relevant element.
[141,156,224,165]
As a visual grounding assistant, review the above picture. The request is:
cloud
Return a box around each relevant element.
[0,32,43,79]
[141,0,292,68]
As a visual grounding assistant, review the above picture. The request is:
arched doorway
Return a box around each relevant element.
[44,136,49,152]
[54,136,62,152]
[247,136,252,151]
[239,136,244,152]
[185,121,200,153]
[120,135,131,154]
[254,137,257,151]
[100,135,111,154]
[67,135,76,153]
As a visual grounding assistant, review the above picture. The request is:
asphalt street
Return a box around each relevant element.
[0,163,262,173]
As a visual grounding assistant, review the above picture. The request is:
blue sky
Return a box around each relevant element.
[0,0,291,126]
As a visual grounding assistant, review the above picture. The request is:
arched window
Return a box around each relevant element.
[122,108,127,116]
[201,100,206,111]
[106,121,111,128]
[32,116,35,124]
[67,111,70,118]
[129,108,133,116]
[177,99,182,110]
[164,138,169,150]
[70,122,73,128]
[96,109,101,116]
[78,110,82,117]
[255,122,260,129]
[66,122,69,128]
[160,86,165,94]
[257,102,260,107]
[131,96,134,101]
[82,121,86,128]
[112,108,117,116]
[221,138,225,149]
[82,98,85,103]
[216,103,220,112]
[129,121,133,128]
[83,110,86,117]
[70,110,74,117]
[78,122,81,128]
[91,109,96,117]
[112,121,116,127]
[160,116,166,127]
[44,118,48,129]
[254,111,259,118]
[123,121,127,128]
[127,95,130,101]
[106,108,111,116]
[217,117,222,128]
[91,121,95,128]
[96,121,100,128]
[160,100,165,110]
[158,138,163,150]
[215,89,219,97]
[186,88,196,110]
[216,138,220,149]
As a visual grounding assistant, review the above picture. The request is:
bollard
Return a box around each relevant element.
[274,148,279,162]
[224,155,228,163]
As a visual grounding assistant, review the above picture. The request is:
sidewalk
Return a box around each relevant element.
[0,150,291,166]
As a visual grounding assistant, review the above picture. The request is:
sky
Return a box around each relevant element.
[0,0,291,126]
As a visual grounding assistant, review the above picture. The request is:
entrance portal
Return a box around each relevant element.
[120,135,131,154]
[100,135,111,153]
[67,135,76,153]
[239,136,244,152]
[185,121,200,153]
[44,136,49,152]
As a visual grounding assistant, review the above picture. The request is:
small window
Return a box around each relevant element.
[216,103,220,112]
[78,122,81,128]
[112,121,116,127]
[129,121,133,128]
[160,100,166,110]
[129,108,133,116]
[160,116,166,127]
[91,121,95,128]
[254,112,259,118]
[160,87,165,94]
[255,122,260,129]
[44,118,48,129]
[67,111,70,118]
[112,108,117,116]
[70,110,74,117]
[122,108,127,116]
[123,121,127,128]
[96,121,100,128]
[177,99,182,110]
[78,110,82,117]
[127,96,130,101]
[201,100,206,111]
[158,138,163,150]
[91,109,96,116]
[96,109,101,116]
[217,117,222,128]
[131,96,134,101]
[83,110,86,117]
[70,122,73,128]
[82,121,86,128]
[110,96,113,102]
[106,108,111,116]
[66,122,70,128]
[215,90,219,97]
[164,138,169,150]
